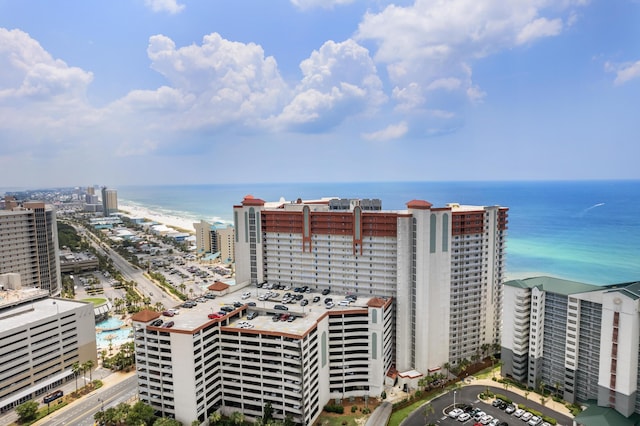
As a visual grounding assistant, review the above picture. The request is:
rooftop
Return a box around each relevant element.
[134,285,390,337]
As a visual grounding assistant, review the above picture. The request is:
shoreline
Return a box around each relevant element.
[119,203,196,234]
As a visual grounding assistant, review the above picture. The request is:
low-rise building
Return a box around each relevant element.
[0,276,97,413]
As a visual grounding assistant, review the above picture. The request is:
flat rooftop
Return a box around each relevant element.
[0,292,91,331]
[139,286,385,337]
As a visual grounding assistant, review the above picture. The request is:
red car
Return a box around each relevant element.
[162,311,175,317]
[208,313,222,319]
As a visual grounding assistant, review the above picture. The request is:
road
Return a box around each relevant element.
[36,375,137,426]
[79,227,180,308]
[403,385,573,426]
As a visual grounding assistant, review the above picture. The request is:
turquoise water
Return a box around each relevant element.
[95,317,131,348]
[118,180,640,285]
[96,317,124,330]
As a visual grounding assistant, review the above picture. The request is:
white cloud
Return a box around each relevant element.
[290,0,355,10]
[516,17,563,45]
[362,121,408,141]
[611,60,640,86]
[270,39,385,131]
[357,0,585,113]
[144,0,185,14]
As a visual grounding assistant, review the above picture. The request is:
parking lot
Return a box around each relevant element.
[405,385,572,426]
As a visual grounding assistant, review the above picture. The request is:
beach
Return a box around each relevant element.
[119,203,196,234]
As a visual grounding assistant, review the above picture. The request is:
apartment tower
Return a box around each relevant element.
[101,187,118,216]
[233,195,508,373]
[0,202,61,295]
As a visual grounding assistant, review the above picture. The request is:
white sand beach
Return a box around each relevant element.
[119,203,196,234]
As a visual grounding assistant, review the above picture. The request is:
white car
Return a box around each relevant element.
[241,291,251,299]
[480,415,493,425]
[521,412,533,422]
[489,419,500,426]
[528,416,542,426]
[457,413,471,422]
[473,411,486,421]
[448,408,464,419]
[513,408,525,417]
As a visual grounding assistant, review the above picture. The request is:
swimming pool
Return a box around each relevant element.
[95,317,132,350]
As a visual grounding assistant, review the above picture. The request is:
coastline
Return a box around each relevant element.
[119,203,196,234]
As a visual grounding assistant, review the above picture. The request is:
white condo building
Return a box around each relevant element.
[132,286,394,425]
[134,195,508,424]
[501,276,640,422]
[0,277,97,413]
[233,195,508,372]
[0,201,61,295]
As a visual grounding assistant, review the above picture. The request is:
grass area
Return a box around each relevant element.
[82,297,108,306]
[388,401,429,426]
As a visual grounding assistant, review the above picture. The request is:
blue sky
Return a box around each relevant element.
[0,0,639,188]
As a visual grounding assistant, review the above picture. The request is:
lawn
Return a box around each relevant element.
[82,297,108,306]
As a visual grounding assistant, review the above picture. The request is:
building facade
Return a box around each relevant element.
[0,201,61,295]
[132,292,394,425]
[194,220,235,263]
[233,195,508,373]
[501,276,640,419]
[101,187,118,216]
[0,280,97,413]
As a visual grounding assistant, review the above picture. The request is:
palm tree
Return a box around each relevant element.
[208,410,222,425]
[443,362,451,379]
[230,411,244,426]
[72,361,81,392]
[424,403,435,419]
[86,359,95,381]
[481,343,490,358]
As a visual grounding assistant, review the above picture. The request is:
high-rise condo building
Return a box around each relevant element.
[193,220,235,263]
[133,195,508,424]
[0,201,61,295]
[502,276,640,421]
[233,196,508,374]
[0,277,97,413]
[101,187,118,216]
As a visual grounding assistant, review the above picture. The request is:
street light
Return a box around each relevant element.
[453,390,456,409]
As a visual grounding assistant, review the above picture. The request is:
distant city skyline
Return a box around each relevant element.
[1,1,639,187]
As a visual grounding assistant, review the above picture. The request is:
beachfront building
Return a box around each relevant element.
[233,195,508,374]
[0,201,61,295]
[501,276,640,420]
[194,220,235,263]
[132,289,394,425]
[101,187,118,216]
[0,275,97,413]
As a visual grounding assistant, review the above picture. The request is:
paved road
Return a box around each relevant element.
[81,227,180,308]
[403,385,573,426]
[36,375,137,426]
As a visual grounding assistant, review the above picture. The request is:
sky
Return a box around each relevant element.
[0,0,639,188]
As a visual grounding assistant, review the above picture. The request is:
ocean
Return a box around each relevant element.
[118,180,640,285]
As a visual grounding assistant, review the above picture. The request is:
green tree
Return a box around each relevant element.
[72,361,82,392]
[284,414,295,426]
[192,421,201,426]
[443,362,451,378]
[86,359,95,381]
[127,401,156,426]
[154,417,182,426]
[263,402,273,423]
[230,411,244,425]
[209,410,222,425]
[16,400,39,422]
[424,403,435,419]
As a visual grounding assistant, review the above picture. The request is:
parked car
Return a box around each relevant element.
[274,304,288,310]
[448,408,464,419]
[162,310,175,317]
[322,288,330,295]
[457,413,471,422]
[513,409,525,417]
[241,291,251,299]
[150,319,163,327]
[521,412,533,422]
[247,312,258,320]
[208,313,222,319]
[528,416,542,426]
[505,405,516,414]
[162,321,174,328]
[312,296,320,303]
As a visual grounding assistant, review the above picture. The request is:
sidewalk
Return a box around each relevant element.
[29,369,137,426]
[468,375,574,418]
